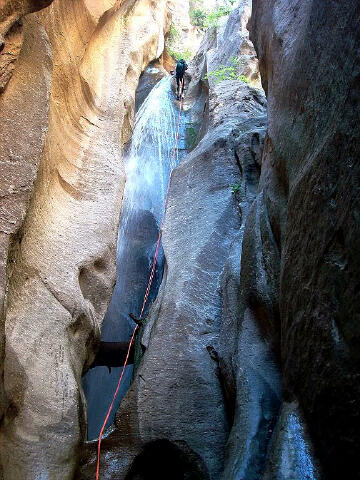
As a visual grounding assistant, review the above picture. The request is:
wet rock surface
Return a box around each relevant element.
[80,82,267,480]
[135,63,168,112]
[263,402,321,480]
[87,0,360,477]
[83,77,182,442]
[79,4,268,477]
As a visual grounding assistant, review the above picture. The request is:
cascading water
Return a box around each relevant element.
[83,74,186,440]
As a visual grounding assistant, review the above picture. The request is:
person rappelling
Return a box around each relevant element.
[175,58,188,100]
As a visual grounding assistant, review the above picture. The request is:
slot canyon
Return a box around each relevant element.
[0,1,359,479]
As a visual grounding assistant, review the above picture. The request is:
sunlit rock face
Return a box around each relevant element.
[249,0,360,478]
[0,0,170,478]
[184,0,262,144]
[165,0,202,62]
[207,0,261,88]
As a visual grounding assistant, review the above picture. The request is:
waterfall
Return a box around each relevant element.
[83,76,186,441]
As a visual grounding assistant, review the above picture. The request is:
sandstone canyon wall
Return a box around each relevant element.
[248,1,360,478]
[0,0,359,479]
[0,0,171,478]
[0,6,55,480]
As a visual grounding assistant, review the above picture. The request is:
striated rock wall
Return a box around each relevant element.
[0,0,171,478]
[0,0,55,91]
[247,0,360,478]
[0,8,53,455]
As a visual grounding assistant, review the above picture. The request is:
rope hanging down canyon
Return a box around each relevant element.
[96,79,185,480]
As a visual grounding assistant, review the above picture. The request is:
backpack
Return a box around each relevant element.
[176,60,186,76]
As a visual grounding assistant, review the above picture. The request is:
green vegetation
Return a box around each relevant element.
[166,1,237,62]
[186,123,200,150]
[203,56,250,84]
[204,65,237,82]
[166,47,193,62]
[238,75,250,84]
[230,183,242,194]
[166,23,193,61]
[168,24,180,43]
[190,0,236,30]
[190,8,207,28]
[204,4,233,28]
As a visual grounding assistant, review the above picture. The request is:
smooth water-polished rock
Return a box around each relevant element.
[263,402,321,480]
[0,0,171,478]
[0,13,52,456]
[83,77,181,442]
[221,190,282,480]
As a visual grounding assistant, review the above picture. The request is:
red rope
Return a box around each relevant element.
[95,78,184,479]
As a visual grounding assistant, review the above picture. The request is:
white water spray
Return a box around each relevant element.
[83,76,185,440]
